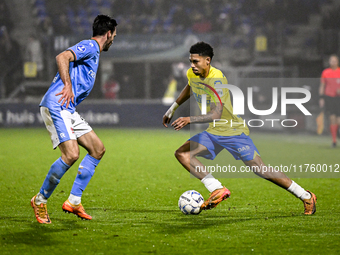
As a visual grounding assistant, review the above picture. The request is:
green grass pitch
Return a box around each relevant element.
[0,128,339,254]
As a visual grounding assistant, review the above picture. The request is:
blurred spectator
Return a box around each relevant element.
[254,27,268,54]
[25,35,44,79]
[172,4,191,33]
[118,74,137,99]
[0,2,13,30]
[284,0,309,25]
[0,26,23,97]
[102,75,120,99]
[55,14,71,35]
[39,17,54,37]
[191,10,212,34]
[322,5,340,30]
[41,0,328,36]
[214,13,232,33]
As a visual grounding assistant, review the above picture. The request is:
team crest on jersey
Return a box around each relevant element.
[216,88,223,97]
[88,70,96,78]
[77,45,86,52]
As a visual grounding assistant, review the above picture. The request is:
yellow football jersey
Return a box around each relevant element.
[187,66,249,136]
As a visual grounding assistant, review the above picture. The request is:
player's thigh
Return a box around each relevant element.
[70,111,104,158]
[330,114,337,124]
[216,133,260,162]
[176,140,209,157]
[77,130,105,159]
[325,97,339,119]
[335,98,340,119]
[243,154,264,168]
[40,106,77,149]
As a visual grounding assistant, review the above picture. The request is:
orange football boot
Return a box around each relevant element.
[31,195,52,224]
[201,187,231,210]
[303,191,317,215]
[62,199,92,220]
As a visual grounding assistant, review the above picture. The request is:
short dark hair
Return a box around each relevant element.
[189,41,214,60]
[92,14,117,37]
[330,54,339,60]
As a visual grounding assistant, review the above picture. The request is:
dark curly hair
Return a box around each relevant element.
[189,41,214,60]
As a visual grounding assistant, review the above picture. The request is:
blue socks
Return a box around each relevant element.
[38,154,100,201]
[40,157,70,198]
[70,154,100,197]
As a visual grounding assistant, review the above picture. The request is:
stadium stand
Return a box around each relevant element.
[1,0,340,100]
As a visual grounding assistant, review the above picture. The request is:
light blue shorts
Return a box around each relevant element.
[40,107,92,149]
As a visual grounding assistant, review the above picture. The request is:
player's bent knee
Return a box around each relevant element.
[174,149,183,159]
[97,146,106,159]
[175,149,190,162]
[63,152,79,165]
[91,146,105,160]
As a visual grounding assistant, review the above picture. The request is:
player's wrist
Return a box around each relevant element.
[165,102,179,118]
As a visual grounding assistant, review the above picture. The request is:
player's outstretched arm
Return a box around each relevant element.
[163,84,191,127]
[55,50,75,109]
[171,102,223,131]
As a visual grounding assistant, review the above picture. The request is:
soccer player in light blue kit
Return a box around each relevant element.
[31,15,117,224]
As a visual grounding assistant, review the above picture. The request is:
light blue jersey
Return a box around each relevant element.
[40,39,100,113]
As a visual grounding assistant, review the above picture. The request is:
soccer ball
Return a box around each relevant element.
[178,190,204,215]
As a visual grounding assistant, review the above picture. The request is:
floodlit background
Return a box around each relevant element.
[1,1,340,254]
[0,0,339,132]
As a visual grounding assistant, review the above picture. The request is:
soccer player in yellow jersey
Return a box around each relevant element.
[163,42,317,215]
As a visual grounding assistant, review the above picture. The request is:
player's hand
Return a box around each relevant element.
[56,85,74,109]
[319,98,324,109]
[163,115,172,128]
[171,117,190,131]
[163,102,179,128]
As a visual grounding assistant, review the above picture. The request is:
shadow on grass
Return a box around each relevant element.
[100,208,303,235]
[0,218,84,247]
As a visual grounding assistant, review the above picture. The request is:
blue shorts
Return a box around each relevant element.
[189,131,260,161]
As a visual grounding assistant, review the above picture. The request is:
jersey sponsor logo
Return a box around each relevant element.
[88,70,96,78]
[76,45,86,52]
